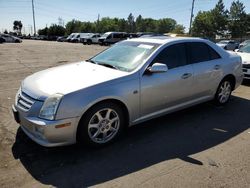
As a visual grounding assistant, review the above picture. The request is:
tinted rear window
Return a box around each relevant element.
[187,42,210,63]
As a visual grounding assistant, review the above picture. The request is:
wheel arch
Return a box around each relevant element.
[76,98,130,141]
[221,74,236,90]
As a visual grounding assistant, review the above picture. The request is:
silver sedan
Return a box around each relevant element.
[12,37,243,147]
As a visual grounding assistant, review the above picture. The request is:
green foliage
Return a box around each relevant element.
[38,24,65,36]
[63,13,184,35]
[38,13,186,36]
[172,24,185,34]
[13,20,23,34]
[48,24,66,36]
[65,19,82,34]
[211,0,228,36]
[192,0,249,39]
[192,11,214,38]
[38,27,48,36]
[228,0,248,38]
[157,18,176,33]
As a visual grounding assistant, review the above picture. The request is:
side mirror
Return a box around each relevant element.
[147,63,168,73]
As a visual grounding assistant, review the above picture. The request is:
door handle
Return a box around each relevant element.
[214,65,221,70]
[181,73,192,79]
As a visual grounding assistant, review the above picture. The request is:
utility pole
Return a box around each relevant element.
[97,14,100,32]
[189,0,195,36]
[31,0,36,36]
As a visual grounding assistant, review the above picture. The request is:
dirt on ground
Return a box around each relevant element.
[0,40,249,188]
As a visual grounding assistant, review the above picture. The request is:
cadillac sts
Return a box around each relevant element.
[12,37,243,147]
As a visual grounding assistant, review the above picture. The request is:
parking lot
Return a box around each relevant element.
[0,40,249,188]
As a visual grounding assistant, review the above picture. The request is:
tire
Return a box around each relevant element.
[214,79,233,105]
[77,102,125,147]
[83,42,86,45]
[87,40,92,45]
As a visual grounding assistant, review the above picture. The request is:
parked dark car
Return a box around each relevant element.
[216,40,239,50]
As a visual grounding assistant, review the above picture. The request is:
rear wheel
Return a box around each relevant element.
[77,102,125,147]
[214,79,233,105]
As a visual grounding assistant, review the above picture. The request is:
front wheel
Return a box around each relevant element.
[87,40,92,45]
[77,102,125,147]
[214,80,233,105]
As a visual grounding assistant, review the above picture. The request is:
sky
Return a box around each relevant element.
[0,0,250,34]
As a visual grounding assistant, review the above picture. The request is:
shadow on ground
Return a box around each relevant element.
[12,96,250,187]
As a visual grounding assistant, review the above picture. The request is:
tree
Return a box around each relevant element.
[48,24,66,36]
[172,24,185,34]
[127,13,135,33]
[157,18,176,33]
[38,27,48,36]
[135,15,145,32]
[13,20,23,34]
[192,11,215,38]
[211,0,228,37]
[3,30,8,34]
[228,0,248,38]
[65,19,82,35]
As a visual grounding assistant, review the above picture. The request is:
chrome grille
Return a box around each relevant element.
[17,91,35,112]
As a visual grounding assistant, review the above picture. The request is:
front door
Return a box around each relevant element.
[140,43,194,117]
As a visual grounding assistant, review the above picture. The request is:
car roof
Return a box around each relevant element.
[128,36,210,45]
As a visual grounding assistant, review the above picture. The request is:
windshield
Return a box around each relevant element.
[90,41,159,72]
[238,44,250,53]
[101,33,110,38]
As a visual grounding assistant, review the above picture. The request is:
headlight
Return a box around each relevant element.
[39,93,63,120]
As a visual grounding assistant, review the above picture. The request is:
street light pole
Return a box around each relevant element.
[32,0,36,36]
[189,0,195,36]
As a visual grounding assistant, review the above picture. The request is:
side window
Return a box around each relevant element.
[113,34,119,38]
[187,42,210,63]
[153,43,187,69]
[208,45,221,60]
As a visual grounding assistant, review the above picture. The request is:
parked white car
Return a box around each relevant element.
[70,33,91,43]
[236,44,250,80]
[81,33,101,45]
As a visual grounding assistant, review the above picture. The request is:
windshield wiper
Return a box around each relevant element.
[86,59,97,64]
[98,63,118,70]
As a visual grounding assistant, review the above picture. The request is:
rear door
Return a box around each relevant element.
[187,42,223,98]
[140,43,194,117]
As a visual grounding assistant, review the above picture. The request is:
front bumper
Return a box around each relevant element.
[242,64,250,79]
[12,105,79,147]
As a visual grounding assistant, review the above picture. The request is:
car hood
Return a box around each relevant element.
[22,61,128,100]
[236,52,250,64]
